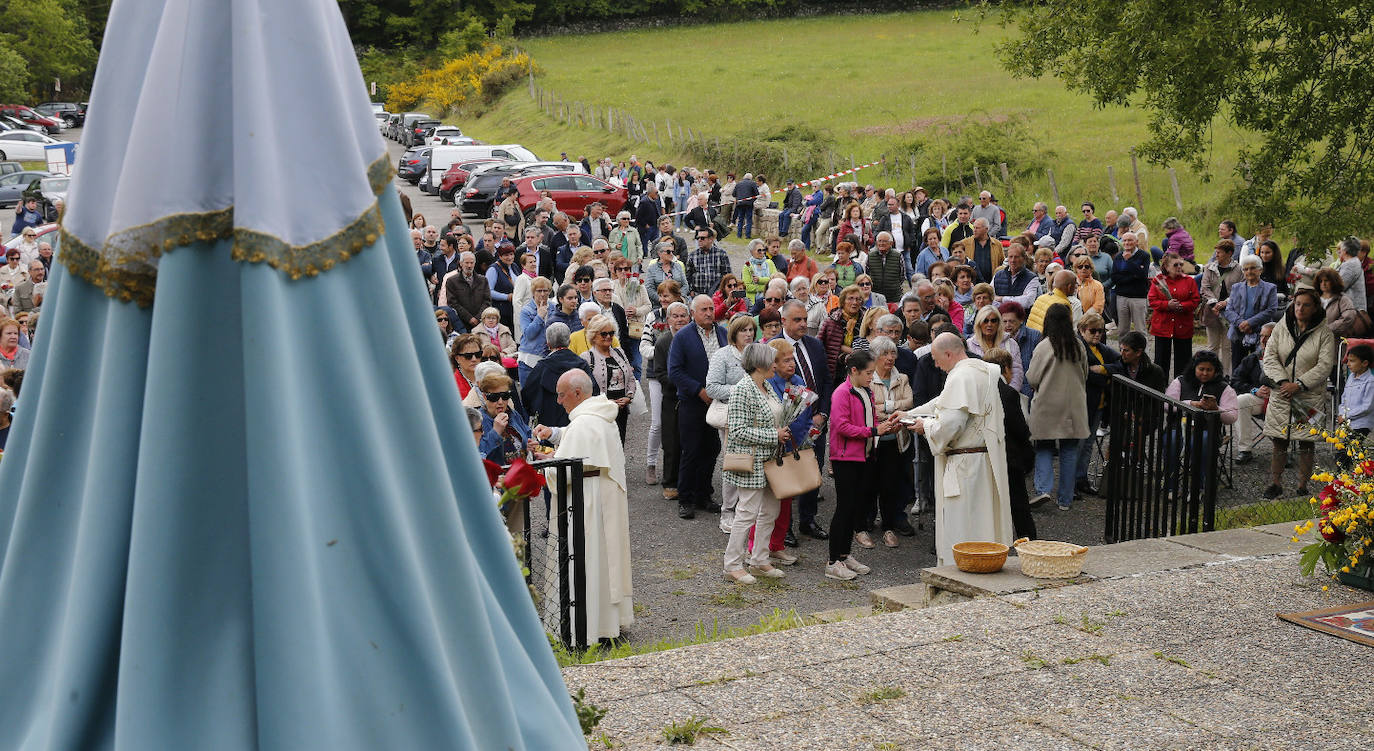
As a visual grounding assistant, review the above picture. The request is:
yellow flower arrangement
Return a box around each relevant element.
[1295,435,1374,590]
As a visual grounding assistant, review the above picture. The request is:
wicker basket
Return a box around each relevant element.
[952,541,1009,573]
[1013,538,1089,579]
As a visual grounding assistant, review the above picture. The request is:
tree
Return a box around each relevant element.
[0,0,98,98]
[991,0,1374,249]
[0,40,30,102]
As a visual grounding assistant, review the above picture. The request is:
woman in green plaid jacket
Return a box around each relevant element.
[722,342,791,585]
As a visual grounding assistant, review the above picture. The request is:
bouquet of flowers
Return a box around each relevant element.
[779,383,818,448]
[1294,428,1374,592]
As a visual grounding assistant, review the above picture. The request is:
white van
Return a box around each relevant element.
[426,143,539,195]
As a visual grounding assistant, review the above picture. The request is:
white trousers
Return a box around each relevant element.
[645,378,663,467]
[723,485,780,571]
[1204,319,1232,374]
[719,428,739,512]
[1235,392,1265,450]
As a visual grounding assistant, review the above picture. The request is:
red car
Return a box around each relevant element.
[438,158,504,202]
[514,172,626,222]
[0,105,62,135]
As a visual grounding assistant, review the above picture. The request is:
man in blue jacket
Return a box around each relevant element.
[668,295,728,519]
[732,173,759,239]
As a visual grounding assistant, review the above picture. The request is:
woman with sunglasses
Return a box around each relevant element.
[807,272,834,337]
[967,305,1023,392]
[476,372,535,464]
[1073,254,1105,315]
[1074,312,1119,494]
[434,307,459,346]
[713,274,748,322]
[449,333,484,399]
[581,314,636,442]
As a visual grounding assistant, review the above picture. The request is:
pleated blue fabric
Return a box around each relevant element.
[0,194,585,749]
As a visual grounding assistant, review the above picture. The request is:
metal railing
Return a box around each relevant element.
[1103,376,1222,542]
[518,457,589,650]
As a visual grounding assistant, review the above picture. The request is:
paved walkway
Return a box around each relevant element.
[565,542,1373,750]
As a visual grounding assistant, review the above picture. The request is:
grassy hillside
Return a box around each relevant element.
[460,10,1258,252]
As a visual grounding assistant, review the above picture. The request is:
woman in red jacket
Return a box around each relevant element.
[712,274,749,321]
[1147,252,1200,380]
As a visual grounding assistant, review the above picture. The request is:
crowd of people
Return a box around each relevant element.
[409,151,1374,623]
[0,202,57,452]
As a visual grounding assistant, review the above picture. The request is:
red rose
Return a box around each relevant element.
[1320,512,1346,544]
[482,459,503,489]
[502,457,545,498]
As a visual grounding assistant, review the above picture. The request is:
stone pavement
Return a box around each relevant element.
[565,544,1374,750]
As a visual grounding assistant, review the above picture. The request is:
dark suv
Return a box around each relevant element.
[35,102,85,127]
[404,119,441,147]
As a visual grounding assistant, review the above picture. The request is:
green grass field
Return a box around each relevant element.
[460,10,1258,255]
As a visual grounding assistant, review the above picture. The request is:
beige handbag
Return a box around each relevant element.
[764,443,822,498]
[722,452,754,473]
[705,399,729,430]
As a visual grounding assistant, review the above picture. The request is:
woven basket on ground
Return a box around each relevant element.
[1013,538,1089,579]
[952,541,1008,573]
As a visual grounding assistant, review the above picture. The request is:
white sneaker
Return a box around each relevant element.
[842,555,871,575]
[718,509,735,534]
[769,549,799,566]
[825,561,858,580]
[749,564,786,579]
[723,569,756,585]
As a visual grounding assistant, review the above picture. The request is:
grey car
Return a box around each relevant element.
[0,170,52,208]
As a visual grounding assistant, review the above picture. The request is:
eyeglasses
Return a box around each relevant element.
[1082,209,1092,214]
[484,391,513,401]
[596,330,615,338]
[435,316,449,323]
[593,248,606,255]
[858,282,872,288]
[764,297,782,304]
[727,283,740,289]
[1087,328,1106,335]
[696,235,711,241]
[457,351,481,360]
[817,279,832,285]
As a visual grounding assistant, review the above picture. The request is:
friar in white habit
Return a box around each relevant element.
[907,332,1015,565]
[534,368,634,641]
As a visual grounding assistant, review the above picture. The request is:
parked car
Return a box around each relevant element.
[515,172,626,222]
[395,113,430,142]
[0,161,21,176]
[2,222,57,252]
[0,105,62,134]
[397,146,431,183]
[385,113,405,140]
[403,118,441,147]
[39,175,69,205]
[0,114,42,133]
[0,170,52,207]
[426,143,539,197]
[35,102,85,127]
[427,125,465,146]
[371,102,385,113]
[374,111,390,133]
[460,162,590,217]
[437,158,504,202]
[0,131,73,162]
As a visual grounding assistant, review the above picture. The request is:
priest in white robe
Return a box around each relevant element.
[534,369,634,642]
[908,333,1015,566]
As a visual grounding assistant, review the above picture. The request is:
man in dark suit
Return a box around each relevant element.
[521,323,595,428]
[667,294,728,519]
[912,323,963,517]
[429,235,462,305]
[984,348,1037,541]
[517,226,554,280]
[635,184,664,257]
[779,300,831,540]
[579,203,610,248]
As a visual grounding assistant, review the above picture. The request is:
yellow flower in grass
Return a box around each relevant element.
[1310,428,1320,435]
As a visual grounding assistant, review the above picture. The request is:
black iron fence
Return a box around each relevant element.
[1103,376,1222,542]
[519,457,589,650]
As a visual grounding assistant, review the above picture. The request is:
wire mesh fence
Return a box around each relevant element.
[520,457,589,650]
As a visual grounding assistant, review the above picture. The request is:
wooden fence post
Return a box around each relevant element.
[665,118,673,145]
[1130,151,1144,212]
[1107,165,1119,204]
[911,155,917,187]
[941,153,948,195]
[528,70,534,97]
[1168,167,1183,211]
[783,147,788,171]
[999,162,1009,185]
[973,164,983,192]
[1046,169,1060,205]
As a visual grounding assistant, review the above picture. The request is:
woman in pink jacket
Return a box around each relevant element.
[826,349,902,582]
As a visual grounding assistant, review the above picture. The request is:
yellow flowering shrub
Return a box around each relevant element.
[1295,430,1374,582]
[385,44,536,115]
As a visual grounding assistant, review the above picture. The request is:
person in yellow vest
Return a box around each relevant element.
[1026,270,1083,332]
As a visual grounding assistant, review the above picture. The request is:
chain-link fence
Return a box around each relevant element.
[520,458,589,650]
